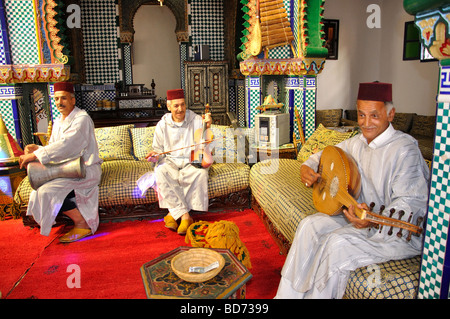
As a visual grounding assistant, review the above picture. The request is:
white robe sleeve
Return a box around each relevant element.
[34,114,91,165]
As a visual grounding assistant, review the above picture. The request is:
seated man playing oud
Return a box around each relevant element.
[146,89,212,235]
[19,82,102,243]
[275,82,430,298]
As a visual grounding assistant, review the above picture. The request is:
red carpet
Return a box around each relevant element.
[0,219,64,298]
[2,209,286,299]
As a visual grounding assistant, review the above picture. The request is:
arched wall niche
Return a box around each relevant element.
[119,0,188,43]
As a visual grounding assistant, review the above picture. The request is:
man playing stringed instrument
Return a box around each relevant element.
[145,89,212,235]
[275,82,430,299]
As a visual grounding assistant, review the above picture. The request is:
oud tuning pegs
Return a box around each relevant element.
[381,208,396,233]
[415,216,424,237]
[396,210,405,238]
[374,205,387,231]
[406,212,414,241]
[387,208,396,235]
[369,202,375,212]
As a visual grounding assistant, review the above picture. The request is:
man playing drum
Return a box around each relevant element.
[19,82,102,243]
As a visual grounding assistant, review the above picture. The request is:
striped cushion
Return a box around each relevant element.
[250,158,316,243]
[344,256,421,299]
[99,160,158,207]
[208,163,250,198]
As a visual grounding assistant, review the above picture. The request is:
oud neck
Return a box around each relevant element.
[335,188,421,234]
[335,190,366,219]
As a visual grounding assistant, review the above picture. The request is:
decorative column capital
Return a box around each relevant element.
[405,2,450,61]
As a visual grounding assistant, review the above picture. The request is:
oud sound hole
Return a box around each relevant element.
[330,176,339,197]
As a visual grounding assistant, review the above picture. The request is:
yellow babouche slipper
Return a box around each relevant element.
[177,218,193,236]
[164,215,178,231]
[59,227,92,243]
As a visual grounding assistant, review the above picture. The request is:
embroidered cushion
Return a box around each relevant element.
[207,125,254,164]
[130,126,156,161]
[297,124,356,163]
[95,124,135,161]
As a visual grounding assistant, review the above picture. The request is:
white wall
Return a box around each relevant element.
[132,5,181,98]
[317,0,439,115]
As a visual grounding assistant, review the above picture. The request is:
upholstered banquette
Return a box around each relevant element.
[14,124,252,226]
[250,124,425,299]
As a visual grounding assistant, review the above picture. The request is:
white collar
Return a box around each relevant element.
[359,123,395,149]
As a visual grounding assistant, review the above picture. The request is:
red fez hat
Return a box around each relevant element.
[54,82,74,94]
[166,89,184,101]
[357,82,392,102]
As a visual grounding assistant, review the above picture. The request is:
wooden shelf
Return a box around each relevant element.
[88,107,168,128]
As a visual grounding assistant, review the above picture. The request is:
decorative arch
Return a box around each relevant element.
[118,0,188,43]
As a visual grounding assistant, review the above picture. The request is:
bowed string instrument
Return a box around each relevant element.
[146,104,222,167]
[190,104,214,168]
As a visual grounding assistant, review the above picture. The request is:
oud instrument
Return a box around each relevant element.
[312,145,423,238]
[27,157,86,190]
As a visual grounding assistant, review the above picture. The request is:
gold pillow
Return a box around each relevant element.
[297,124,355,163]
[95,124,135,161]
[130,126,156,161]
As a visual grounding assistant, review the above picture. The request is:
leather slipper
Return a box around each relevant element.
[59,227,92,243]
[177,218,193,236]
[164,215,178,231]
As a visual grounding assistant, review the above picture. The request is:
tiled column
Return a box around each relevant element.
[303,76,317,140]
[245,75,261,128]
[285,76,303,144]
[419,63,450,299]
[0,86,23,146]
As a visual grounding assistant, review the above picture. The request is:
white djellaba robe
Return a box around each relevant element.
[27,107,102,236]
[152,109,209,220]
[275,124,430,299]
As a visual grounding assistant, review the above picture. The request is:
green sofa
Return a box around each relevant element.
[15,124,252,227]
[250,124,425,299]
